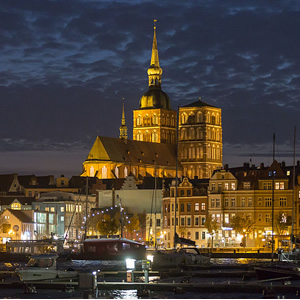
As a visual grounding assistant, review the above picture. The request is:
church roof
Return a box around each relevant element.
[85,136,177,168]
[182,99,217,108]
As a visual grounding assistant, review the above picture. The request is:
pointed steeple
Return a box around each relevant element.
[119,103,128,140]
[147,19,162,88]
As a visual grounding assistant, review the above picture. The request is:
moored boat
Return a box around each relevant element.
[17,253,78,282]
[149,246,210,270]
[71,238,146,260]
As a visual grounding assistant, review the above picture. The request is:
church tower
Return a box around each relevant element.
[178,98,223,179]
[133,21,177,144]
[119,103,128,140]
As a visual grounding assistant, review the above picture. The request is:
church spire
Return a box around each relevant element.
[147,19,162,88]
[119,103,128,140]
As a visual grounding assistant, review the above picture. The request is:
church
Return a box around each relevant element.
[81,23,223,180]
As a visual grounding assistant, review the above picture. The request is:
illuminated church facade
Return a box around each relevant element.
[82,24,223,180]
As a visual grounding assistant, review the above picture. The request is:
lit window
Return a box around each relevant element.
[195,203,200,211]
[50,207,55,212]
[201,203,206,211]
[224,213,229,224]
[231,183,236,190]
[60,207,65,212]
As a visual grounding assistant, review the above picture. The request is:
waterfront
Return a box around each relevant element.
[0,258,300,299]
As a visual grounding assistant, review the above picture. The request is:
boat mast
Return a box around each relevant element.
[84,176,88,240]
[173,106,179,249]
[154,161,157,249]
[291,127,296,251]
[271,133,275,262]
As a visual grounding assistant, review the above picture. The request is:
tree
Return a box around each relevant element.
[204,214,219,249]
[96,214,119,236]
[125,214,140,239]
[275,211,292,236]
[231,215,255,247]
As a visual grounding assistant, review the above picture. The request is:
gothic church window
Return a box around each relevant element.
[152,131,158,142]
[189,128,195,140]
[90,166,95,177]
[196,112,202,123]
[137,115,142,126]
[137,131,143,141]
[102,166,107,179]
[115,166,119,178]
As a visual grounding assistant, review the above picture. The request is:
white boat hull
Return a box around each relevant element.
[18,269,78,282]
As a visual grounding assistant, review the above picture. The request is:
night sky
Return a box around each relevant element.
[0,0,299,177]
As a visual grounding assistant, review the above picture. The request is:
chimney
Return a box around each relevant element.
[281,161,285,168]
[224,164,229,170]
[260,163,264,169]
[244,163,250,169]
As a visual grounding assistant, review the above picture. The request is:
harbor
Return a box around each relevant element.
[0,254,299,299]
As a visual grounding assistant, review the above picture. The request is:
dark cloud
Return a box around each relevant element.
[0,0,299,175]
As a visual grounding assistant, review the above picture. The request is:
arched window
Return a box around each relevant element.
[152,114,158,125]
[161,114,165,125]
[132,168,136,176]
[137,115,142,126]
[124,167,128,177]
[144,131,150,142]
[181,113,187,124]
[152,130,158,142]
[166,115,170,126]
[115,166,119,178]
[207,128,211,140]
[171,115,175,127]
[206,112,210,123]
[102,166,107,179]
[189,128,195,140]
[196,112,202,123]
[144,114,150,126]
[90,166,95,177]
[212,145,216,160]
[211,113,216,125]
[212,129,216,140]
[137,131,143,141]
[207,145,211,159]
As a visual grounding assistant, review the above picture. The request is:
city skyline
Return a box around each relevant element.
[0,0,299,177]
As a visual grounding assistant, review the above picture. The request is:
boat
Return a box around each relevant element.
[150,246,210,270]
[71,238,146,260]
[17,253,78,282]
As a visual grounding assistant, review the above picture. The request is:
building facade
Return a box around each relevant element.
[162,177,209,248]
[208,161,293,248]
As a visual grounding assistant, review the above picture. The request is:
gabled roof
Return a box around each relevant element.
[5,209,33,223]
[0,174,17,192]
[0,196,35,206]
[18,175,55,188]
[85,136,178,168]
